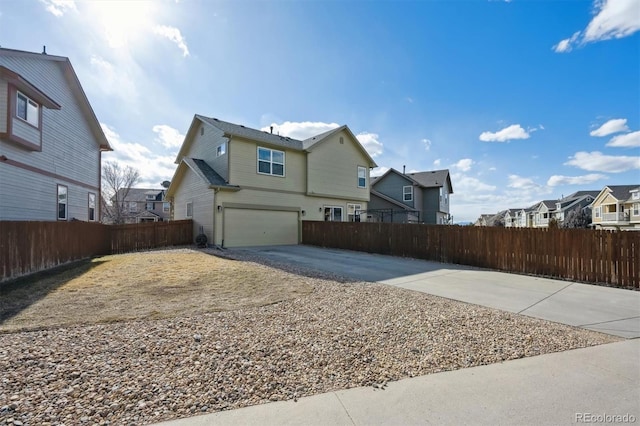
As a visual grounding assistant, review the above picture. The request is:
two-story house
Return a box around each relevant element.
[166,115,377,247]
[368,168,453,224]
[591,185,640,230]
[0,47,112,221]
[103,188,171,224]
[553,191,599,224]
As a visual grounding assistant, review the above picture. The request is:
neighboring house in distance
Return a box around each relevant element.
[0,47,112,221]
[166,115,377,247]
[591,185,640,230]
[474,210,506,227]
[368,168,453,224]
[504,209,523,228]
[531,200,557,228]
[553,191,599,223]
[103,188,170,224]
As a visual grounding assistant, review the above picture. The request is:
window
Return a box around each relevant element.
[595,206,601,218]
[57,185,67,220]
[186,202,193,218]
[357,166,366,188]
[146,194,156,200]
[217,143,226,157]
[323,206,343,222]
[633,203,639,216]
[257,147,285,176]
[17,91,39,127]
[146,202,154,211]
[88,193,96,221]
[403,186,413,202]
[129,202,137,213]
[632,192,639,200]
[163,202,170,212]
[347,203,362,222]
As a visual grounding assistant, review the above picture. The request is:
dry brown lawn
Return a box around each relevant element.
[0,249,313,332]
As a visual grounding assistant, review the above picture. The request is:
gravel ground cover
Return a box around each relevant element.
[0,249,618,426]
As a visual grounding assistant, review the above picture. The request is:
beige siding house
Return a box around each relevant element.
[591,185,640,230]
[166,115,377,247]
[0,47,111,221]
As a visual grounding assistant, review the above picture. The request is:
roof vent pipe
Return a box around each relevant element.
[270,126,273,134]
[403,165,405,174]
[42,45,47,54]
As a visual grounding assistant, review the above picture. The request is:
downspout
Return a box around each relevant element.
[213,188,219,247]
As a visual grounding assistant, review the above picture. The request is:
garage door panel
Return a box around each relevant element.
[224,209,298,247]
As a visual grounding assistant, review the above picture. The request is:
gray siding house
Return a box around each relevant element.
[368,168,453,224]
[0,47,111,221]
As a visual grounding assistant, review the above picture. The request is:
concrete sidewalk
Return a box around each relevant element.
[157,339,640,426]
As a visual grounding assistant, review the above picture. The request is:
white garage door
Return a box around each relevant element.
[224,209,299,247]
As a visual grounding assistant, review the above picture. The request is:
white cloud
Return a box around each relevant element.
[454,158,474,172]
[547,174,606,186]
[422,138,431,151]
[152,125,185,148]
[553,0,640,52]
[553,31,581,53]
[153,25,190,57]
[564,151,640,173]
[433,159,441,167]
[590,118,630,136]
[507,175,540,190]
[89,55,138,102]
[101,123,177,187]
[261,121,339,140]
[371,167,389,177]
[606,130,640,148]
[39,0,76,16]
[479,124,530,142]
[356,132,384,158]
[452,173,496,192]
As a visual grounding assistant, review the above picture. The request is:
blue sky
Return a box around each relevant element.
[1,0,638,223]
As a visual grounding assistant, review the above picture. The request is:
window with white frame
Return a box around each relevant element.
[129,202,137,213]
[403,185,413,202]
[163,202,170,212]
[186,202,193,218]
[595,206,601,218]
[57,185,67,220]
[146,202,154,211]
[357,166,366,188]
[323,206,342,222]
[217,143,226,157]
[632,192,639,200]
[633,203,639,216]
[257,147,284,176]
[88,193,96,221]
[347,203,362,222]
[17,91,39,127]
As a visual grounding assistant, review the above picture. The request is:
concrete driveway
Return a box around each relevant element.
[233,245,640,338]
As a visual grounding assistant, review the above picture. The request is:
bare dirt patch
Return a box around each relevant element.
[0,248,313,332]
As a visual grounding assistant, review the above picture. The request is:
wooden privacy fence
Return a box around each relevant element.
[302,222,639,289]
[0,220,193,282]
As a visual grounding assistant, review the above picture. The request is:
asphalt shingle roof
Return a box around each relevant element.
[405,169,450,188]
[605,185,640,201]
[197,115,304,151]
[186,158,237,188]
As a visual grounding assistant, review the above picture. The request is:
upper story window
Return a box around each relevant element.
[88,193,96,221]
[146,194,156,200]
[357,166,366,188]
[403,185,413,202]
[186,202,193,218]
[17,91,39,127]
[146,202,154,211]
[57,185,68,220]
[257,147,285,177]
[163,202,170,212]
[633,192,640,200]
[217,143,226,157]
[129,201,137,213]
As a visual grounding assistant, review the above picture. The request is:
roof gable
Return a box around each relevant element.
[593,185,640,205]
[371,168,417,187]
[0,48,112,151]
[303,125,377,167]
